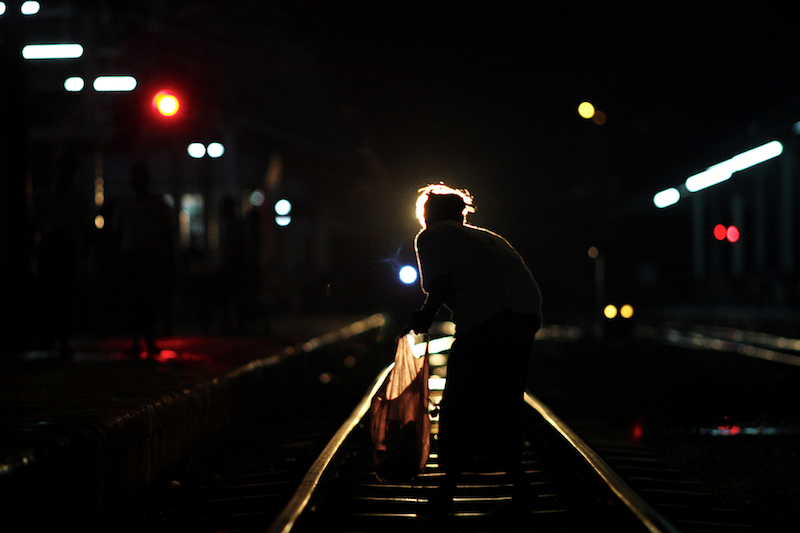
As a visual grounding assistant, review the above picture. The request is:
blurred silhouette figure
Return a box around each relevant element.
[31,154,89,358]
[215,196,247,334]
[115,164,175,359]
[406,184,542,514]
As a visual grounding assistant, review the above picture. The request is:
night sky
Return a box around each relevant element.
[9,3,800,324]
[299,5,799,186]
[288,5,800,310]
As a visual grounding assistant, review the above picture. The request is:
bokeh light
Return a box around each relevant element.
[399,265,418,284]
[207,142,225,158]
[727,225,740,243]
[152,90,179,116]
[64,77,84,92]
[187,143,206,158]
[578,101,595,119]
[274,199,292,216]
[620,304,634,319]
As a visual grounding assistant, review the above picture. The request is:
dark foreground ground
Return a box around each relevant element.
[116,332,800,531]
[530,336,800,531]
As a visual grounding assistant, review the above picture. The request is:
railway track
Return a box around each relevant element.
[111,324,762,532]
[268,332,759,533]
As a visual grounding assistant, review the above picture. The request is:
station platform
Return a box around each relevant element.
[0,314,387,522]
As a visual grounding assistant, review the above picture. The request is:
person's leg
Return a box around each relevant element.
[494,311,539,502]
[431,329,480,513]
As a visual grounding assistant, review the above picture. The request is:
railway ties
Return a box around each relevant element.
[113,324,761,531]
[269,333,690,533]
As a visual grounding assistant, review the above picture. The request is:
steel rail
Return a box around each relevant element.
[266,363,394,533]
[524,391,681,533]
[268,361,682,533]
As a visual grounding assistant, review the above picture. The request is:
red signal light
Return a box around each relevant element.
[152,90,180,117]
[726,225,740,243]
[713,224,740,243]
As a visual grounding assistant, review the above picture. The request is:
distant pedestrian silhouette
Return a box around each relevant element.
[115,164,175,359]
[32,154,89,357]
[215,196,247,334]
[406,184,542,514]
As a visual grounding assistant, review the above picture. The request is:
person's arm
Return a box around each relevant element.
[407,273,453,334]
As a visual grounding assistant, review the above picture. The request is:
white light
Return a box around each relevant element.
[206,142,224,158]
[399,265,418,284]
[729,140,783,172]
[21,1,40,15]
[411,335,454,357]
[658,140,786,209]
[93,75,137,92]
[685,140,783,193]
[250,190,265,207]
[428,377,447,391]
[685,161,734,192]
[187,143,206,158]
[64,77,84,92]
[274,199,292,216]
[275,215,292,226]
[653,187,680,208]
[0,4,7,16]
[22,44,84,60]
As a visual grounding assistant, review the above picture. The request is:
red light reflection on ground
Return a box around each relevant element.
[135,349,206,363]
[717,416,742,436]
[631,419,644,442]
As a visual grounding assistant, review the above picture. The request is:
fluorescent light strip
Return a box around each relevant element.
[64,77,85,92]
[22,43,84,60]
[21,1,40,15]
[653,188,680,209]
[93,76,137,92]
[654,140,783,207]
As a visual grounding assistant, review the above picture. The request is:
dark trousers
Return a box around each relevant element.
[436,309,540,500]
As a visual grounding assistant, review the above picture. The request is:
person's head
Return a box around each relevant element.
[415,184,475,229]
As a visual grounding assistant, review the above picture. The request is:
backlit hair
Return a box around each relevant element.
[415,183,475,228]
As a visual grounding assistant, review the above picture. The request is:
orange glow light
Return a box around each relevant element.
[620,304,634,319]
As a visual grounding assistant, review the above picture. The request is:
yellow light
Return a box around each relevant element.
[604,304,618,319]
[578,101,595,119]
[94,215,105,229]
[620,304,634,319]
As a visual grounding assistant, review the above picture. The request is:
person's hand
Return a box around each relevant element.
[404,309,433,335]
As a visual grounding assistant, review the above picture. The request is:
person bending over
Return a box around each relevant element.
[406,184,542,513]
